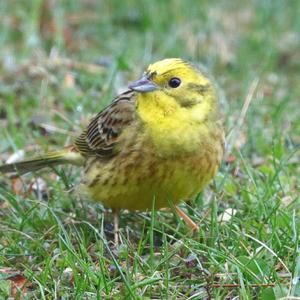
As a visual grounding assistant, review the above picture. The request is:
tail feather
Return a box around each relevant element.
[0,148,84,175]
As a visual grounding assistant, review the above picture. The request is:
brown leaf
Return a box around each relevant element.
[11,178,24,195]
[10,274,28,298]
[0,268,29,298]
[225,155,236,164]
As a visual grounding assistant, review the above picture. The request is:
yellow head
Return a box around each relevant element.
[128,58,221,156]
[129,58,219,124]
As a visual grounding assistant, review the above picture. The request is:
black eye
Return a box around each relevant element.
[168,77,181,88]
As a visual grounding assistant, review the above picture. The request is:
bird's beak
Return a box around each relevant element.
[129,75,158,92]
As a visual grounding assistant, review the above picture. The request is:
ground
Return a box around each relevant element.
[0,0,299,299]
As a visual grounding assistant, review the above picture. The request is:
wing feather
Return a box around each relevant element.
[74,90,136,158]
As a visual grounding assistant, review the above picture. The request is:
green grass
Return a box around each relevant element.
[0,0,299,298]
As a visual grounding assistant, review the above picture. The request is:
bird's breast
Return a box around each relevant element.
[81,122,224,210]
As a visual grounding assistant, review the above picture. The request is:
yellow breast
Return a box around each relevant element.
[80,121,224,211]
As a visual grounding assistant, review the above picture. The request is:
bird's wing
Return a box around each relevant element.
[74,89,136,158]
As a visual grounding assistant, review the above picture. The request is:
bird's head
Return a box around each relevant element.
[129,58,218,123]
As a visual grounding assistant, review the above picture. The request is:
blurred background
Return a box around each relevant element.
[0,0,299,155]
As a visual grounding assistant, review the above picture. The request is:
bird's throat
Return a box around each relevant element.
[136,93,207,157]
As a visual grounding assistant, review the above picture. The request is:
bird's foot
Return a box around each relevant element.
[175,206,199,231]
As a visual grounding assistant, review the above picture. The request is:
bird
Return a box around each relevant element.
[0,58,224,243]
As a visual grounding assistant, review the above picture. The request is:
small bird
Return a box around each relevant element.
[0,58,224,241]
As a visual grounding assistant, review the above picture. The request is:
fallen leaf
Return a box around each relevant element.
[226,155,236,164]
[0,268,29,298]
[10,274,28,298]
[218,208,237,224]
[11,178,24,195]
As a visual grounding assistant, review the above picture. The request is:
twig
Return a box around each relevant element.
[51,109,82,130]
[0,225,35,241]
[237,78,259,129]
[38,123,77,136]
[225,78,259,157]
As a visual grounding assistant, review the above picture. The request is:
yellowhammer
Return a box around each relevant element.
[0,58,224,240]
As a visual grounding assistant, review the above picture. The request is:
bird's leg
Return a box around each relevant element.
[175,206,199,231]
[113,209,120,245]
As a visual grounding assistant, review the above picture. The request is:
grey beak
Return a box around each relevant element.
[129,75,158,92]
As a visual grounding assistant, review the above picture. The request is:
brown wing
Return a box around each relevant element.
[74,89,136,157]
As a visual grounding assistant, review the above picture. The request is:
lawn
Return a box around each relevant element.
[0,0,299,299]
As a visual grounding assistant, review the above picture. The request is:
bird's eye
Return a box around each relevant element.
[168,77,181,88]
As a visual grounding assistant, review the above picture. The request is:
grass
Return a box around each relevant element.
[0,0,299,298]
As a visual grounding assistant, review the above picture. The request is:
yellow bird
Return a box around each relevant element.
[0,58,224,239]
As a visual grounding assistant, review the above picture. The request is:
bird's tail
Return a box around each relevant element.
[0,147,85,175]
